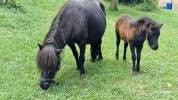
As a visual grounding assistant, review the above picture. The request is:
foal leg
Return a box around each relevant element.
[68,43,79,70]
[98,40,103,60]
[136,45,143,72]
[78,41,86,76]
[123,42,128,61]
[116,33,120,60]
[130,43,136,72]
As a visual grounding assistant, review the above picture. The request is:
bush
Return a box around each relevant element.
[118,0,144,4]
[139,0,158,11]
[105,0,158,11]
[0,0,23,10]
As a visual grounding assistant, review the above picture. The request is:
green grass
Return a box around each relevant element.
[0,0,178,99]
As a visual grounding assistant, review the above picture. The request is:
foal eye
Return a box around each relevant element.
[152,27,157,30]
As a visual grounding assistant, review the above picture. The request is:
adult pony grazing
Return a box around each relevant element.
[36,0,106,90]
[115,14,163,73]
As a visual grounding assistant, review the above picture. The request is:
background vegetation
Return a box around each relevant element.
[0,0,178,99]
[0,0,22,9]
[109,0,158,11]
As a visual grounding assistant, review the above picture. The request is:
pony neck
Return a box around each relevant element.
[44,13,67,50]
[44,30,66,50]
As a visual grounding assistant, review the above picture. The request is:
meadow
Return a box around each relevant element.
[0,0,178,99]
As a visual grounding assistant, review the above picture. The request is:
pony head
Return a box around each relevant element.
[37,43,62,90]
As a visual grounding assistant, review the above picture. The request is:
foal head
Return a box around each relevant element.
[37,43,62,90]
[138,17,163,50]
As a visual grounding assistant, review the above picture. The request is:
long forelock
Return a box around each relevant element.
[37,47,58,71]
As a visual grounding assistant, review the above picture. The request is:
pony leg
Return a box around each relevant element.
[90,42,97,62]
[130,43,136,72]
[123,42,128,61]
[116,33,120,60]
[136,45,143,72]
[78,41,86,76]
[98,40,103,60]
[68,43,80,70]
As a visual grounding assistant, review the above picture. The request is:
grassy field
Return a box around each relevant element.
[0,0,178,99]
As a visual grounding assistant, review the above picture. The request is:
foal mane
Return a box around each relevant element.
[37,47,59,71]
[138,16,154,24]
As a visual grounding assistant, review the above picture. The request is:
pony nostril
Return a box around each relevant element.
[151,45,158,50]
[154,46,158,50]
[40,82,50,90]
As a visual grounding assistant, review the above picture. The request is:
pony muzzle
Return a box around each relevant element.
[40,77,55,90]
[40,81,50,90]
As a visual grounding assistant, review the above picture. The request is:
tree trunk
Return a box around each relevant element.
[109,0,118,10]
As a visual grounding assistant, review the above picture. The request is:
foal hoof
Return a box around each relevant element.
[123,60,127,65]
[123,58,126,61]
[116,57,119,60]
[133,70,140,75]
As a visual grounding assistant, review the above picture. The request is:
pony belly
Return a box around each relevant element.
[87,22,105,43]
[86,33,103,44]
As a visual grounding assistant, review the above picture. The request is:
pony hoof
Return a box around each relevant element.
[136,69,140,72]
[98,57,103,61]
[80,74,86,79]
[90,59,96,63]
[77,67,80,70]
[133,70,140,75]
[54,81,60,85]
[133,72,138,75]
[132,69,137,73]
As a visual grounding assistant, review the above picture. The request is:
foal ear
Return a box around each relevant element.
[146,22,152,28]
[137,19,146,26]
[37,43,43,50]
[55,49,62,55]
[159,23,163,29]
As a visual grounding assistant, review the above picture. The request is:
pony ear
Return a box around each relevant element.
[37,43,43,50]
[55,49,62,55]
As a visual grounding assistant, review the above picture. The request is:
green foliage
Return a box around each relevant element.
[141,0,158,11]
[0,0,23,10]
[118,0,144,4]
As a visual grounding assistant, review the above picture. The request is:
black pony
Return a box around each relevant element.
[37,0,106,90]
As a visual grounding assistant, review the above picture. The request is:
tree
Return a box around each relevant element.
[109,0,118,10]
